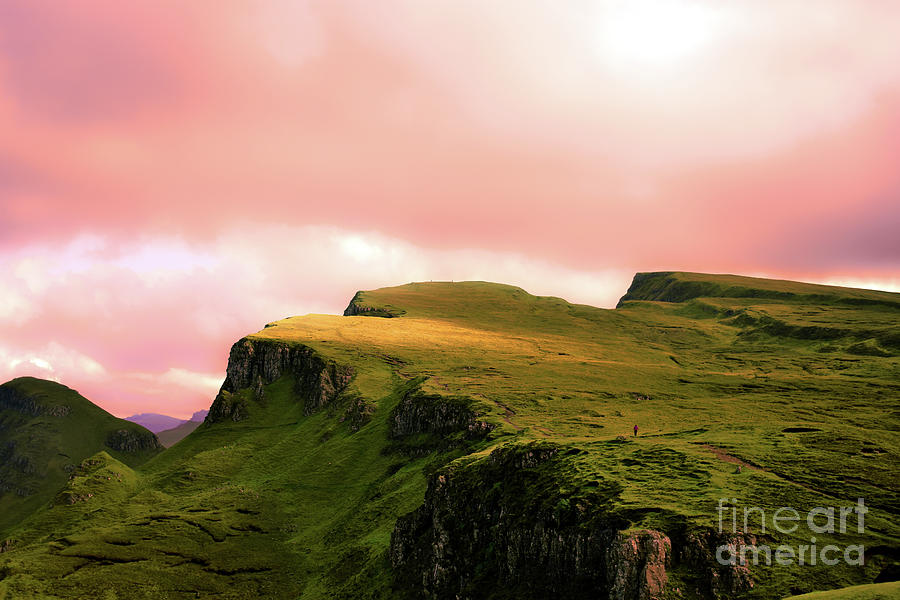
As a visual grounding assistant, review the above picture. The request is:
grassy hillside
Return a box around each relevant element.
[618,271,900,308]
[156,420,202,447]
[0,273,897,599]
[0,377,162,535]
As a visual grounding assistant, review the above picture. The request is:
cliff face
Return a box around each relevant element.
[678,531,756,598]
[390,443,631,599]
[390,443,754,600]
[105,428,162,453]
[606,531,671,600]
[389,384,494,441]
[207,338,355,423]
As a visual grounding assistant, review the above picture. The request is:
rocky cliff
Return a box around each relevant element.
[105,428,162,453]
[207,338,355,423]
[390,443,754,600]
[388,381,494,451]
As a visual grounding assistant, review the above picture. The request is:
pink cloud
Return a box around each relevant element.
[0,227,634,415]
[1,1,898,413]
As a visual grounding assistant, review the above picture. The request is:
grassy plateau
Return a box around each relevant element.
[0,272,897,599]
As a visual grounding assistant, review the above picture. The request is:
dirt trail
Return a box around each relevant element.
[493,398,522,431]
[699,444,764,471]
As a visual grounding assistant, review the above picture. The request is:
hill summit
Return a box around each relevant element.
[0,377,161,533]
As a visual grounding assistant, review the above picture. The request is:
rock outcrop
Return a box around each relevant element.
[390,443,754,600]
[389,383,494,441]
[105,428,162,453]
[206,389,249,423]
[678,530,756,598]
[606,530,671,600]
[343,291,405,317]
[207,338,355,423]
[342,395,376,432]
[391,443,631,599]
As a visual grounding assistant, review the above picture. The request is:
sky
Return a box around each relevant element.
[1,0,898,418]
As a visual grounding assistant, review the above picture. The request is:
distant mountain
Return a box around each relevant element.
[125,409,209,446]
[124,413,186,433]
[125,409,209,434]
[0,377,161,534]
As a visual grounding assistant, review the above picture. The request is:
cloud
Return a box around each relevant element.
[346,0,900,164]
[0,225,633,415]
[816,278,900,294]
[0,0,898,275]
[0,286,34,325]
[0,341,105,382]
[129,368,223,398]
[1,2,898,415]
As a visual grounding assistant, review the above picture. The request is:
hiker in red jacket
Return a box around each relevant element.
[633,424,639,437]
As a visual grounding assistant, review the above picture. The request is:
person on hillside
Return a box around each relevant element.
[633,424,639,437]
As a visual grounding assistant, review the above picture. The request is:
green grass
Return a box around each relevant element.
[784,581,900,599]
[0,272,897,599]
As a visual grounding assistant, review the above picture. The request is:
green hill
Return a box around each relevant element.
[0,377,162,535]
[0,273,897,599]
[618,271,900,308]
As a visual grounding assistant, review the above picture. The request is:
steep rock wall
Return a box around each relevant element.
[390,443,631,599]
[389,385,494,441]
[207,338,355,423]
[105,428,162,453]
[391,443,754,600]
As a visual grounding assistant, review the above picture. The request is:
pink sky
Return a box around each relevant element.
[1,1,898,418]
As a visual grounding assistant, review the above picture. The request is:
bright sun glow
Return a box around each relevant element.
[596,1,726,70]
